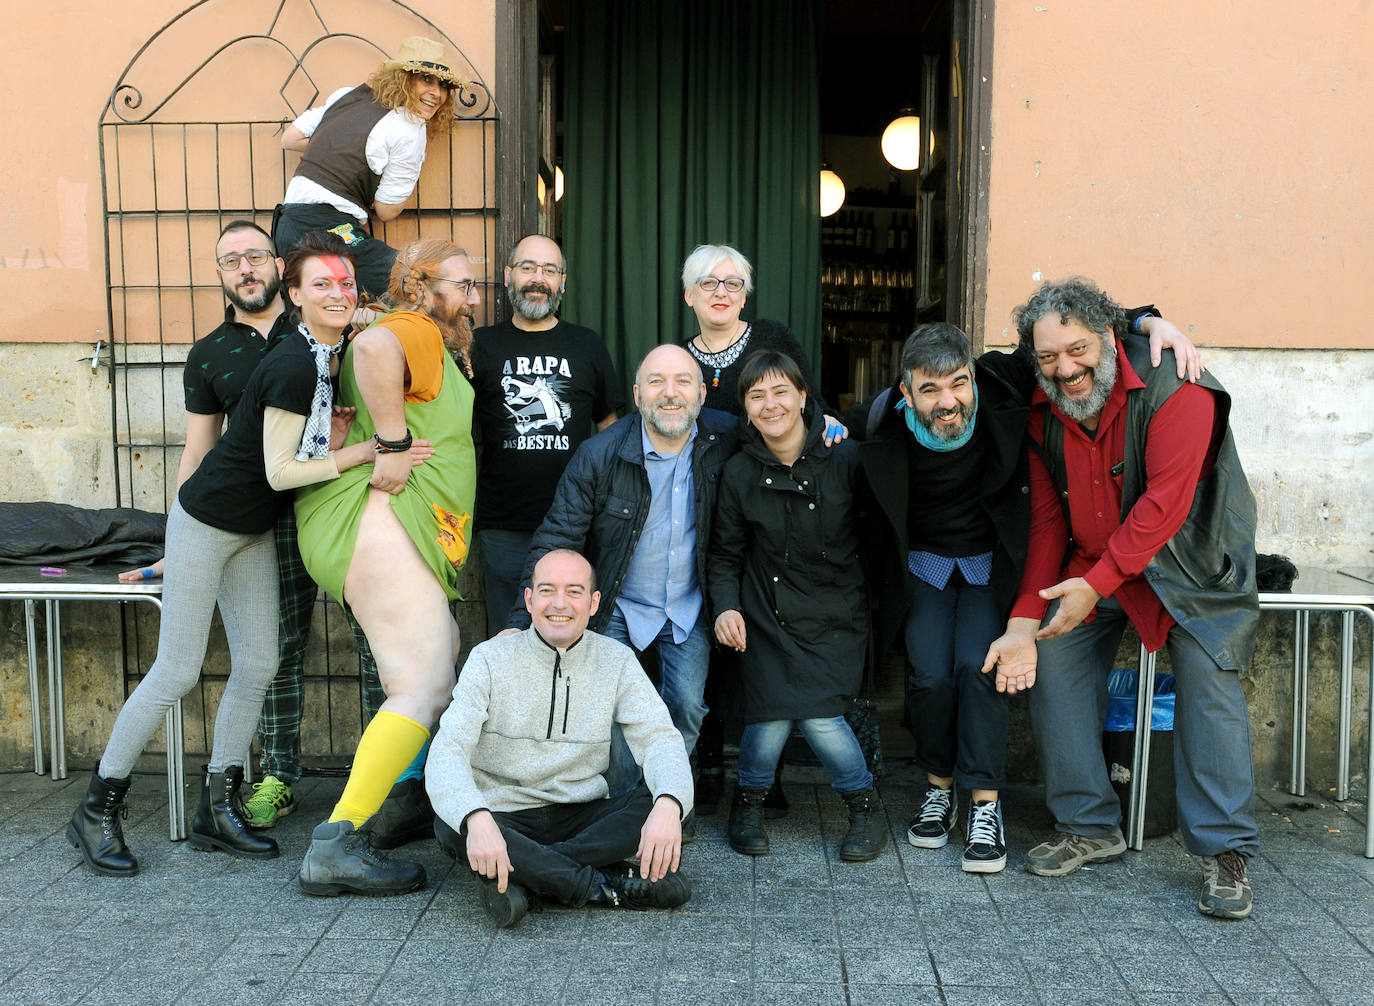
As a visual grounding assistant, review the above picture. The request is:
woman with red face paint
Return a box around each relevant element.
[66,232,406,879]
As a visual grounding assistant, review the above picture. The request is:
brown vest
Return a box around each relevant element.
[292,85,393,214]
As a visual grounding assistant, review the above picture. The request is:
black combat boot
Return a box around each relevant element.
[365,777,436,849]
[839,787,889,862]
[763,764,789,819]
[67,768,138,877]
[727,786,771,856]
[189,765,279,859]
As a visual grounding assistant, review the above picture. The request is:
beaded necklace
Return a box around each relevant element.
[689,323,753,390]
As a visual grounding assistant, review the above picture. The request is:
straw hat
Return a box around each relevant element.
[382,37,459,86]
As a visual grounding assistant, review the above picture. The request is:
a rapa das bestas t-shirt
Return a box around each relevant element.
[469,319,622,532]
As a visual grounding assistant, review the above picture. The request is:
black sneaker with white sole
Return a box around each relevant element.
[961,799,1007,874]
[906,785,956,849]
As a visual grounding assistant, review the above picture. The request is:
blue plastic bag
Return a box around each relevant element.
[1104,667,1175,732]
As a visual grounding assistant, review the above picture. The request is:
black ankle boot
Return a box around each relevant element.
[190,765,279,859]
[366,777,436,850]
[727,786,770,856]
[695,768,725,817]
[763,764,789,819]
[839,787,889,862]
[67,768,138,877]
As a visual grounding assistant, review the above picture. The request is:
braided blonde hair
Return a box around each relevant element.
[383,238,474,370]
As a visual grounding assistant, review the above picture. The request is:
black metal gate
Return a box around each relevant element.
[98,0,500,767]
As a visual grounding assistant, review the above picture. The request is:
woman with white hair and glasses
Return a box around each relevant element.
[679,243,848,443]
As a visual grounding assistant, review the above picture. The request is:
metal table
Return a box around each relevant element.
[1127,566,1374,858]
[0,565,185,840]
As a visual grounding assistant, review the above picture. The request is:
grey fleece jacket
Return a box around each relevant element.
[425,627,694,829]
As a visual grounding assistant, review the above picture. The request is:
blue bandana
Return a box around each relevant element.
[896,384,979,452]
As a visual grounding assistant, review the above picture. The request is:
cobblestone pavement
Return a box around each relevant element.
[1,768,1370,1005]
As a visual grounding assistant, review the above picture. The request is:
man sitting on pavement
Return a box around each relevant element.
[427,548,693,927]
[470,233,621,639]
[983,277,1260,920]
[505,344,737,815]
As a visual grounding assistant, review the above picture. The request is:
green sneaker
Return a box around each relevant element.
[241,774,295,829]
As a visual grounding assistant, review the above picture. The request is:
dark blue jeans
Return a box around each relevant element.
[476,528,534,638]
[904,571,1007,790]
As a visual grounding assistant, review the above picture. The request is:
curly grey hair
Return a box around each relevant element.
[1012,277,1125,355]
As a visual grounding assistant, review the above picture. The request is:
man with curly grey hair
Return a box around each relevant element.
[983,277,1261,920]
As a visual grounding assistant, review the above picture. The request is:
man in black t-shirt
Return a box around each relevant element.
[470,234,623,637]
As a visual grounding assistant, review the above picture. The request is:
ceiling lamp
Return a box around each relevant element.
[881,111,922,171]
[555,165,565,202]
[819,167,846,217]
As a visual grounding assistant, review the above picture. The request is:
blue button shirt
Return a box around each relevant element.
[908,550,993,590]
[617,423,702,648]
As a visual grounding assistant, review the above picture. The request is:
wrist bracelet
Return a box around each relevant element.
[374,429,413,454]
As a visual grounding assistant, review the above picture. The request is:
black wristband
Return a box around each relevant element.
[374,428,413,454]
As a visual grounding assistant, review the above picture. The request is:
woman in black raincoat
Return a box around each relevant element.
[709,350,886,862]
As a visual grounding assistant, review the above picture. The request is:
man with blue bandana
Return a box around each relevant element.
[851,314,1197,874]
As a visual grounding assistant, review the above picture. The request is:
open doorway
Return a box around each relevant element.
[513,0,990,409]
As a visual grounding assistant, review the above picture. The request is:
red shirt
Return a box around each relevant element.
[1010,343,1217,651]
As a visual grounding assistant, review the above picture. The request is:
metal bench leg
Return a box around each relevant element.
[45,600,70,781]
[1289,610,1309,795]
[1127,644,1157,852]
[25,600,44,775]
[165,699,186,840]
[1336,611,1354,802]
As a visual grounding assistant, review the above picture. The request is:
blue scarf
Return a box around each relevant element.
[895,384,979,452]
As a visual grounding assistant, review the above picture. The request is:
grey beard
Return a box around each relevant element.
[1036,342,1117,423]
[508,280,563,322]
[640,397,700,439]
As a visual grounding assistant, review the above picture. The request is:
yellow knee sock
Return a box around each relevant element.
[329,710,431,828]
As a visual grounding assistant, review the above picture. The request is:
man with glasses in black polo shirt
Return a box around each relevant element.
[122,220,384,843]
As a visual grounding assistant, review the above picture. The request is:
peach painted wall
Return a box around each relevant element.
[981,1,1374,349]
[0,0,497,348]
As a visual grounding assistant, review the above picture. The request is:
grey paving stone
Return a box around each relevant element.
[560,975,658,1006]
[299,936,403,973]
[660,939,752,982]
[224,933,318,971]
[273,972,380,1006]
[390,937,488,971]
[1132,994,1231,1006]
[751,944,844,984]
[565,943,664,982]
[667,911,752,945]
[835,914,924,948]
[929,949,1030,988]
[749,981,850,1005]
[845,983,944,1005]
[839,945,938,986]
[753,884,832,917]
[655,979,753,1005]
[1199,952,1321,996]
[484,938,577,979]
[1027,950,1126,991]
[1110,951,1222,994]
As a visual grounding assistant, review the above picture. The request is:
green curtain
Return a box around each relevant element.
[562,0,823,399]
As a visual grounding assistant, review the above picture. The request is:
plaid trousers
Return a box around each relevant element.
[257,506,385,783]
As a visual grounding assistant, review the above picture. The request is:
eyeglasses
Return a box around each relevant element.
[430,276,478,297]
[511,260,565,279]
[697,276,745,294]
[411,71,456,92]
[216,249,274,270]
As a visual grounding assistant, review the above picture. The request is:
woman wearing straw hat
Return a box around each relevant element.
[275,36,464,296]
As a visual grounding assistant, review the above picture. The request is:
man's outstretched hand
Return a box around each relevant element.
[635,796,683,882]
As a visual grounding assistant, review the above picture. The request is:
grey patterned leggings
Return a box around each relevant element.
[99,501,280,779]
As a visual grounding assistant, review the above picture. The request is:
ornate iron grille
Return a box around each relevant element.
[98,0,499,769]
